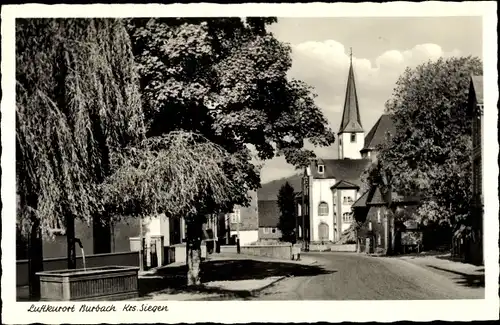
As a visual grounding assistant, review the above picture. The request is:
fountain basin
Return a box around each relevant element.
[36,266,139,301]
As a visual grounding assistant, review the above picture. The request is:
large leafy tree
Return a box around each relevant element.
[277,182,297,242]
[126,18,335,284]
[16,18,144,299]
[376,56,482,228]
[102,131,248,285]
[126,17,335,174]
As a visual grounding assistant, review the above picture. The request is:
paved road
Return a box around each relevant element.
[252,252,484,300]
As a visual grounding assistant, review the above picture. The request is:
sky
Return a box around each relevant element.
[257,16,483,184]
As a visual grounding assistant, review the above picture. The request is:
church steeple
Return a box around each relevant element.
[339,48,363,134]
[338,48,365,160]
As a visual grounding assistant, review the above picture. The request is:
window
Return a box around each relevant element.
[377,209,381,223]
[342,212,352,223]
[263,227,270,234]
[49,218,65,235]
[343,196,353,205]
[318,202,329,216]
[230,208,240,223]
[351,133,356,143]
[272,228,276,234]
[297,204,302,216]
[377,234,382,246]
[318,164,324,174]
[368,221,372,231]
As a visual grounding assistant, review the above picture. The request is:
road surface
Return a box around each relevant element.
[252,252,484,300]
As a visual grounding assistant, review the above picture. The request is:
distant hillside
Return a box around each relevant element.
[257,173,303,201]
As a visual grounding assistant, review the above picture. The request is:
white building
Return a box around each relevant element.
[303,54,383,243]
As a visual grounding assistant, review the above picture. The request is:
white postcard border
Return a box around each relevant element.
[2,2,498,323]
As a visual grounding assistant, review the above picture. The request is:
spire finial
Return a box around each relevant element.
[349,47,353,64]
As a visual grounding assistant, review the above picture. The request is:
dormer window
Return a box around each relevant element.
[351,133,356,143]
[318,164,324,174]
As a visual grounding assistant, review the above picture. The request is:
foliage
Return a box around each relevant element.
[277,182,297,242]
[126,17,335,201]
[375,56,482,227]
[102,131,249,222]
[16,19,144,238]
[335,220,362,244]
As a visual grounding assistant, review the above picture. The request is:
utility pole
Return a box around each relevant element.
[139,216,144,271]
[302,175,308,250]
[236,208,241,254]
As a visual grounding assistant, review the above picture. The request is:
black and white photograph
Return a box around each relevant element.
[1,2,498,323]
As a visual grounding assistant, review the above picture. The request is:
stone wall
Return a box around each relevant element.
[16,251,139,287]
[240,244,293,260]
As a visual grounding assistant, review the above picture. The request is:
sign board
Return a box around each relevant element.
[401,231,423,246]
[404,220,418,230]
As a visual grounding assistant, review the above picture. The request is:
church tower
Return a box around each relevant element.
[338,49,364,159]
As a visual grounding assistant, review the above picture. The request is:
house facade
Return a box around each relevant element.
[217,191,259,246]
[352,185,420,254]
[302,57,398,244]
[468,75,484,265]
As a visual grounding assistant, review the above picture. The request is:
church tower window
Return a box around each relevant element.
[318,202,329,216]
[318,164,324,174]
[351,133,356,143]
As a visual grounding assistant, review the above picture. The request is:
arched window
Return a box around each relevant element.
[318,222,329,242]
[343,212,352,223]
[318,202,329,216]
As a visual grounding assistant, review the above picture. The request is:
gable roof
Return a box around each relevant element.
[470,75,483,105]
[257,173,303,201]
[339,61,363,133]
[352,190,370,208]
[257,200,280,227]
[352,186,421,209]
[362,114,397,152]
[330,179,360,190]
[312,159,371,181]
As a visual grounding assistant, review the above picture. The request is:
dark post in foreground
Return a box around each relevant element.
[66,214,77,269]
[186,218,204,286]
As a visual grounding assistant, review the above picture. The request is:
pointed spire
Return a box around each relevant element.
[339,48,363,134]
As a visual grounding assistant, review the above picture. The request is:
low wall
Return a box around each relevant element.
[309,243,357,252]
[220,245,237,254]
[330,244,356,252]
[16,251,139,287]
[240,244,293,260]
[171,243,207,264]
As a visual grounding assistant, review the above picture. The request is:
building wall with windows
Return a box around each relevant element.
[338,132,364,160]
[258,226,282,240]
[310,178,338,242]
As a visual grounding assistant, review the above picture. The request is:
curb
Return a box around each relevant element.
[248,276,287,295]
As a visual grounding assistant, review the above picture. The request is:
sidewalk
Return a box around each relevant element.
[139,253,320,300]
[396,253,484,277]
[207,252,318,266]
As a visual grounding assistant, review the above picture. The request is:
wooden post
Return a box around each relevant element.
[139,216,144,271]
[236,209,241,254]
[66,214,76,269]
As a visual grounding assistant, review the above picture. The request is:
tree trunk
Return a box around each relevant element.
[66,214,77,269]
[186,218,203,286]
[28,217,43,300]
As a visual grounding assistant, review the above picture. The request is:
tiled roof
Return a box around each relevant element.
[257,200,280,227]
[362,114,397,151]
[369,187,388,205]
[339,62,363,133]
[352,186,420,208]
[352,190,370,208]
[330,179,360,190]
[471,75,483,105]
[312,158,371,181]
[257,174,303,201]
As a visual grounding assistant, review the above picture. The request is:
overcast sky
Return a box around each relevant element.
[257,16,483,184]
